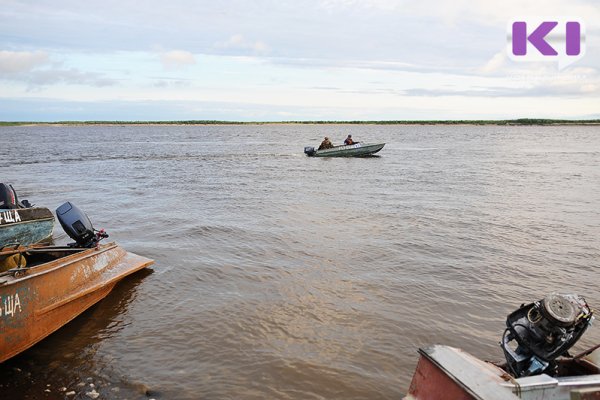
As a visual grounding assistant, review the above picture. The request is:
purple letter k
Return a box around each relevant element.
[512,21,558,56]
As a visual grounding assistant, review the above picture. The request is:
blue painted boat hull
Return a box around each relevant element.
[0,208,54,248]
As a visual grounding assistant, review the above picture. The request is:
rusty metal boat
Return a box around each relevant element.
[0,202,153,363]
[404,293,600,400]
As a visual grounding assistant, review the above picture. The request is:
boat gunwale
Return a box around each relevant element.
[0,216,55,226]
[0,242,120,286]
[415,345,520,400]
[0,207,55,226]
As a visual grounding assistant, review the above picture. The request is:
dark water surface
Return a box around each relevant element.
[0,124,599,399]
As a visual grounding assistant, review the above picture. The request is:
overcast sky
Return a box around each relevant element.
[1,0,598,121]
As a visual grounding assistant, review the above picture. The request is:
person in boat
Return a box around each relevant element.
[318,136,334,150]
[344,134,356,145]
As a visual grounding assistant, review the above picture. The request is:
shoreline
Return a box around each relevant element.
[2,119,600,127]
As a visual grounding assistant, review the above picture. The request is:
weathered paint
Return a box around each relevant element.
[404,345,600,400]
[0,242,153,362]
[0,207,54,248]
[0,292,22,317]
[405,354,478,400]
[404,346,520,400]
[0,210,22,224]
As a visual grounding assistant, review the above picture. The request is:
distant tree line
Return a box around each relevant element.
[1,119,600,126]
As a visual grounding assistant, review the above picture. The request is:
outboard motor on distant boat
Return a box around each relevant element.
[304,146,316,156]
[56,201,109,248]
[501,293,594,378]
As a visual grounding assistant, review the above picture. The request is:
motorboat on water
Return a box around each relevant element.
[404,293,600,400]
[304,142,385,157]
[0,201,153,363]
[0,183,54,248]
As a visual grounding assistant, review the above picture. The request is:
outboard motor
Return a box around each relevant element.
[501,293,594,378]
[56,202,108,248]
[304,146,316,156]
[0,183,32,208]
[0,183,19,209]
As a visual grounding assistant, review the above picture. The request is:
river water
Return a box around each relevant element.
[0,124,599,399]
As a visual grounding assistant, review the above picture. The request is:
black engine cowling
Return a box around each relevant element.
[501,293,593,377]
[0,183,33,209]
[304,146,316,156]
[0,183,19,209]
[56,202,105,248]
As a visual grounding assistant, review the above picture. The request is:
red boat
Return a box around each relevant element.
[404,294,600,400]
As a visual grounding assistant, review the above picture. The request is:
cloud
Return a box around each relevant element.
[0,50,117,87]
[26,68,117,87]
[403,81,599,98]
[479,51,509,75]
[159,50,196,70]
[334,0,600,28]
[1,1,598,121]
[316,0,401,12]
[0,97,372,121]
[153,78,192,88]
[215,34,269,54]
[0,50,49,74]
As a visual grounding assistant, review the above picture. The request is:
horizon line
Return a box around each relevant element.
[2,118,600,126]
